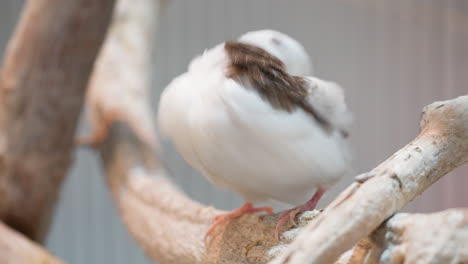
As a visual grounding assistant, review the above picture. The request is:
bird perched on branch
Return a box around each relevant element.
[158,29,352,240]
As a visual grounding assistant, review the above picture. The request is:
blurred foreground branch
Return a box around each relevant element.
[0,0,115,242]
[0,222,63,264]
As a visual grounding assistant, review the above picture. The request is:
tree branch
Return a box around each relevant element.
[101,124,221,263]
[333,208,468,264]
[369,208,468,264]
[270,95,468,264]
[0,222,64,264]
[78,0,163,148]
[84,0,221,262]
[0,0,115,241]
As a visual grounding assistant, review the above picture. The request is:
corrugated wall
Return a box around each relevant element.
[1,1,467,263]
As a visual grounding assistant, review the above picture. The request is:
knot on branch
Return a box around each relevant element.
[420,95,468,142]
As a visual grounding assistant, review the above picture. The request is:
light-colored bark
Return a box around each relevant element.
[0,222,64,264]
[270,95,468,264]
[100,130,221,263]
[369,208,468,264]
[86,0,220,262]
[78,0,165,148]
[0,0,115,241]
[334,209,468,264]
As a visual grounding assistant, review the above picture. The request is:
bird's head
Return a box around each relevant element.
[238,29,312,76]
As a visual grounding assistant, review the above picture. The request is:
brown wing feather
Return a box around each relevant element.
[224,41,331,131]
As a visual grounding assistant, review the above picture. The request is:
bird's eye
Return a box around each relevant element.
[271,37,282,46]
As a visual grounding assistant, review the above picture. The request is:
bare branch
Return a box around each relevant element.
[84,0,221,262]
[101,125,221,263]
[0,0,115,241]
[78,0,165,148]
[270,95,468,264]
[0,222,64,264]
[369,209,468,264]
[333,209,468,264]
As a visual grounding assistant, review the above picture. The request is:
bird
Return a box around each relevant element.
[157,29,352,240]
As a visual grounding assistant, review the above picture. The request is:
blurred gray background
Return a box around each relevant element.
[1,0,468,263]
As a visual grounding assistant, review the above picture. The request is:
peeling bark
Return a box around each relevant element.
[0,0,115,242]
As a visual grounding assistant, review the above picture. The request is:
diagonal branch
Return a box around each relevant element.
[270,95,468,264]
[0,0,115,241]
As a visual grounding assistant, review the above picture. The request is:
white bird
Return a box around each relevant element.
[157,29,352,239]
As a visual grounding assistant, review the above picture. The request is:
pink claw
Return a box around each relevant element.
[275,188,325,239]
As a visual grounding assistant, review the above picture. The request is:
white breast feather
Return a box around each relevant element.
[158,45,351,205]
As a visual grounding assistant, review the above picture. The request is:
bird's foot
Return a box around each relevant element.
[274,188,325,239]
[205,202,273,243]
